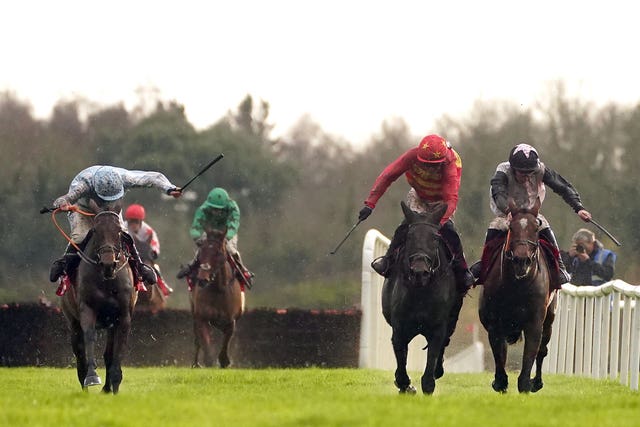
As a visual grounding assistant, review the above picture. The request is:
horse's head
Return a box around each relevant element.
[400,201,447,287]
[90,209,126,280]
[196,228,227,283]
[506,198,541,279]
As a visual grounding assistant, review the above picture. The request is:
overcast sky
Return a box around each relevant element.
[2,0,639,145]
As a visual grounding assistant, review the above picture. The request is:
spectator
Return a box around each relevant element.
[566,228,616,286]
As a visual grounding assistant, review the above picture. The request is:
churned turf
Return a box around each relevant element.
[0,367,637,427]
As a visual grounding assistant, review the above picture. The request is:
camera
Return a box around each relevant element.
[576,244,586,254]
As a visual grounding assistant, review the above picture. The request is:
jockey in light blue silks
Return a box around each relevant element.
[49,165,182,286]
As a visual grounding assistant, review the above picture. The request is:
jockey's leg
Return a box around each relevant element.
[371,222,408,277]
[121,232,157,285]
[539,227,571,284]
[472,220,509,283]
[440,220,474,293]
[153,265,173,296]
[227,236,254,285]
[49,244,80,282]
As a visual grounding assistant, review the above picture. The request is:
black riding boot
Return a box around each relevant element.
[232,252,254,287]
[539,227,571,284]
[49,244,80,282]
[177,253,199,279]
[371,222,408,277]
[440,221,474,293]
[121,232,157,285]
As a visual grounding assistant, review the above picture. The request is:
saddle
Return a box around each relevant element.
[478,236,561,291]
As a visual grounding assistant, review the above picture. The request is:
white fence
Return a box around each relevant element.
[546,280,640,390]
[359,229,484,372]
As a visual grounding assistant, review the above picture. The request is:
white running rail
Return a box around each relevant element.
[546,280,640,391]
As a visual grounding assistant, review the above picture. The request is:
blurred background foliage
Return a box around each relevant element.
[1,82,637,309]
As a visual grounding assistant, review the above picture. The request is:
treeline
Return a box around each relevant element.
[1,83,638,309]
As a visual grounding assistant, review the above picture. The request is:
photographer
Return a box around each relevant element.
[566,228,616,286]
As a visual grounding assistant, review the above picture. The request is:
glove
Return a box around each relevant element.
[358,206,373,221]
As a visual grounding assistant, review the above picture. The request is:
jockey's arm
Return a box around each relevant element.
[226,201,240,240]
[121,169,179,195]
[364,149,414,209]
[542,167,585,213]
[490,170,509,214]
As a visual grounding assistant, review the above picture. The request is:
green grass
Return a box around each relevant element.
[0,368,637,427]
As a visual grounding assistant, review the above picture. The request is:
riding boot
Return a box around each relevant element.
[121,232,157,285]
[371,222,407,277]
[539,227,571,284]
[232,252,254,286]
[49,244,80,282]
[154,265,173,296]
[440,221,474,294]
[177,254,199,279]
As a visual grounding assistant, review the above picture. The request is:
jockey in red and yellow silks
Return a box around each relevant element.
[358,134,473,293]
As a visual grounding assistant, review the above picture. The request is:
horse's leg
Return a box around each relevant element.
[194,318,215,367]
[218,321,235,368]
[422,328,447,394]
[107,315,132,394]
[488,330,508,393]
[518,320,544,393]
[79,307,101,389]
[533,296,557,393]
[391,329,416,394]
[102,330,114,393]
[69,320,88,389]
[436,293,464,379]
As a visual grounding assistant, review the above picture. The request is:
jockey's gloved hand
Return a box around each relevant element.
[359,206,373,221]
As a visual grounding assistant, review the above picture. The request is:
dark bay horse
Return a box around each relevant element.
[189,228,243,368]
[479,200,557,393]
[382,201,463,394]
[60,209,137,393]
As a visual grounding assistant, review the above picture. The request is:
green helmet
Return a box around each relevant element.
[205,188,230,209]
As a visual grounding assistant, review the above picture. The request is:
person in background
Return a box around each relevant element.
[565,228,616,286]
[124,203,173,296]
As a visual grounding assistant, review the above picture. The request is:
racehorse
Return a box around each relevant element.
[189,228,243,368]
[133,237,167,314]
[60,207,137,393]
[382,201,463,394]
[479,199,557,393]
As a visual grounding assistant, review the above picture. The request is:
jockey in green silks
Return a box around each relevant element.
[177,187,254,285]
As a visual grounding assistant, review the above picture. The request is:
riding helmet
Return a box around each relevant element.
[92,166,125,201]
[509,144,540,172]
[417,134,449,163]
[205,188,230,209]
[125,204,146,220]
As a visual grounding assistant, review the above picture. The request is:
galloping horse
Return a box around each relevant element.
[188,228,243,368]
[479,199,557,393]
[133,237,167,314]
[382,201,463,394]
[60,207,137,393]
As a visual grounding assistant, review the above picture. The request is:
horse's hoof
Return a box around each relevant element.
[83,375,102,387]
[434,364,444,379]
[491,380,508,393]
[395,382,417,395]
[191,363,202,369]
[518,377,532,393]
[531,378,543,393]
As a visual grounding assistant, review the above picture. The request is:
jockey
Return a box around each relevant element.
[124,203,173,296]
[177,187,254,285]
[358,134,474,293]
[475,143,592,284]
[49,165,182,286]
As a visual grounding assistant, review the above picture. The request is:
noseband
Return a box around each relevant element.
[504,223,540,280]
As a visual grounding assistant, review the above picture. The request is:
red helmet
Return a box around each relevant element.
[417,134,449,163]
[125,204,145,220]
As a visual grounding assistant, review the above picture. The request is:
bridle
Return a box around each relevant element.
[405,221,445,283]
[503,218,540,280]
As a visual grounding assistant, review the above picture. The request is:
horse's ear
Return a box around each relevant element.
[401,201,415,221]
